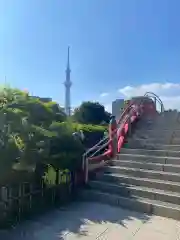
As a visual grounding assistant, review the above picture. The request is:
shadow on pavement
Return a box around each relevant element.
[0,201,150,239]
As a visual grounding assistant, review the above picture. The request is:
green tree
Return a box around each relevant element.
[48,122,84,171]
[104,111,111,124]
[72,101,110,124]
[0,86,66,173]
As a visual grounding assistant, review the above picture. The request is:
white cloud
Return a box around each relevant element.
[118,82,180,110]
[119,83,180,98]
[104,104,112,112]
[161,96,180,110]
[100,92,109,97]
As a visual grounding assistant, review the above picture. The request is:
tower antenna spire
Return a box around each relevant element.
[67,46,70,70]
[64,46,72,116]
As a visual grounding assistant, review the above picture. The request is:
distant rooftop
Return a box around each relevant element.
[31,96,52,102]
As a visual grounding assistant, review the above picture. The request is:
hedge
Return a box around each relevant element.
[71,122,107,148]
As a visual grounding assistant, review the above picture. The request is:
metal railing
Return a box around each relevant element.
[144,92,165,112]
[83,102,140,183]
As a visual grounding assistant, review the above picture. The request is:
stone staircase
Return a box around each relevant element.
[80,111,180,220]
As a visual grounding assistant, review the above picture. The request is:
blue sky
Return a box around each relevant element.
[1,0,180,110]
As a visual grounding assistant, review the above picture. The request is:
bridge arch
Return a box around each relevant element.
[144,92,164,113]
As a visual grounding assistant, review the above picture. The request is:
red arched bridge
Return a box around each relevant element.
[83,91,164,181]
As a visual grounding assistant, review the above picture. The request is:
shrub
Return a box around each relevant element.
[71,123,107,148]
[47,121,84,171]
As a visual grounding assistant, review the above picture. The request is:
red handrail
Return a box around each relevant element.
[83,103,140,183]
[87,102,140,163]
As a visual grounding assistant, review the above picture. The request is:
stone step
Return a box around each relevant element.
[150,125,180,129]
[130,137,180,145]
[79,189,180,220]
[97,173,180,193]
[141,143,180,151]
[134,131,172,138]
[88,180,180,205]
[116,153,180,165]
[120,148,180,157]
[152,119,179,123]
[111,159,180,173]
[130,135,173,141]
[127,139,180,149]
[170,138,180,145]
[138,117,179,123]
[103,166,180,182]
[155,118,178,121]
[128,138,170,148]
[120,148,166,156]
[117,153,180,165]
[133,132,173,138]
[136,128,180,132]
[135,129,180,137]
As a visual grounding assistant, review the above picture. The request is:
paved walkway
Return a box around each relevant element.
[1,202,180,239]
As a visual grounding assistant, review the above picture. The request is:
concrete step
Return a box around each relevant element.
[130,137,180,145]
[88,180,180,205]
[103,166,180,182]
[111,159,180,173]
[97,173,180,193]
[134,131,172,138]
[120,148,180,157]
[138,118,179,123]
[141,144,180,151]
[79,189,180,220]
[127,139,180,149]
[152,119,179,123]
[118,153,180,165]
[150,126,180,130]
[132,132,172,138]
[136,128,180,132]
[120,148,166,156]
[128,138,171,148]
[135,129,180,137]
[131,137,173,144]
[170,138,180,145]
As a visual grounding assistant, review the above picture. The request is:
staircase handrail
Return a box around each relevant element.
[84,107,136,162]
[83,92,157,160]
[82,102,138,183]
[87,104,137,159]
[144,92,164,112]
[84,135,109,157]
[84,92,163,159]
[82,101,138,161]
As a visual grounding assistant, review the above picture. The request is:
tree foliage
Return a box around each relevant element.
[71,122,107,148]
[72,101,111,125]
[0,86,109,185]
[0,86,83,180]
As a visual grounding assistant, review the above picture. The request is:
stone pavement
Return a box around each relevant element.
[1,202,180,239]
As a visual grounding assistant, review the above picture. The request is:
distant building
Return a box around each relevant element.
[112,99,125,120]
[31,96,52,103]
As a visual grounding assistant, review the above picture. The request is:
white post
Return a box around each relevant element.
[128,117,131,136]
[154,97,157,111]
[85,157,89,184]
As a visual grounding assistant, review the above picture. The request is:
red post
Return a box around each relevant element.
[109,116,118,158]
